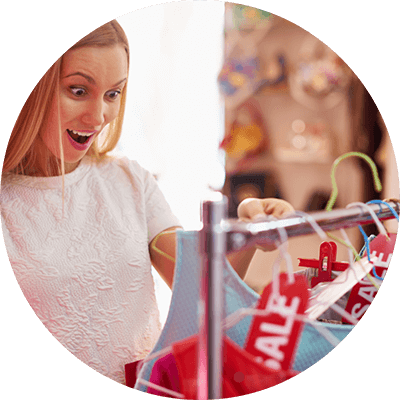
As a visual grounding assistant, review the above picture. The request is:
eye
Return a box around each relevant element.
[70,86,87,97]
[106,90,122,101]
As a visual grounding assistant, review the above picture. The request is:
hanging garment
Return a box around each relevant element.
[147,335,298,398]
[133,231,354,395]
[147,272,309,398]
[125,359,144,389]
[298,231,396,323]
[147,353,180,397]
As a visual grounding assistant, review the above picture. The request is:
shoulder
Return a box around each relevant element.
[87,153,150,180]
[85,154,159,196]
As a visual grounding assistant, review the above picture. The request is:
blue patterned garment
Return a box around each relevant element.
[135,230,353,393]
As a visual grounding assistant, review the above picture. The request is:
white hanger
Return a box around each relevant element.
[306,202,389,321]
[346,202,388,238]
[139,203,385,395]
[224,211,328,331]
[306,254,376,321]
[223,210,346,354]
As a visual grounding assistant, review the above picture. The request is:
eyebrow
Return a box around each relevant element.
[63,72,127,87]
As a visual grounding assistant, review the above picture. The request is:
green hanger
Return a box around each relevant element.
[324,152,382,263]
[325,151,382,212]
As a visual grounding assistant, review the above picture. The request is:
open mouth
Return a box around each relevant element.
[67,129,94,144]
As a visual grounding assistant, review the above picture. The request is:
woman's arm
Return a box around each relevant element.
[226,247,257,280]
[149,226,181,289]
[149,226,253,286]
[149,198,294,286]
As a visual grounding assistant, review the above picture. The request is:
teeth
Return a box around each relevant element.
[67,129,94,137]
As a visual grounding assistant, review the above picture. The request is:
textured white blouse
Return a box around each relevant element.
[1,155,180,384]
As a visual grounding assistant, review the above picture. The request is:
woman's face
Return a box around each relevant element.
[40,45,128,172]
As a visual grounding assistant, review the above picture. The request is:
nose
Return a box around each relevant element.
[81,98,106,128]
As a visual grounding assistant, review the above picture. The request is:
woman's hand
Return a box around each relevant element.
[237,197,295,222]
[236,197,295,253]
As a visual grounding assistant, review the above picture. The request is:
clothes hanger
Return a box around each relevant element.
[346,201,388,238]
[137,232,291,395]
[322,152,385,286]
[361,200,399,262]
[238,213,358,374]
[324,151,381,254]
[302,225,358,324]
[342,206,397,323]
[292,210,328,241]
[325,151,382,213]
[367,199,400,221]
[306,253,376,321]
[139,149,384,390]
[345,201,398,291]
[304,202,390,321]
[244,151,392,326]
[224,211,350,357]
[224,210,331,330]
[363,199,399,280]
[139,244,301,399]
[210,217,309,382]
[134,229,261,396]
[346,202,390,286]
[305,199,395,321]
[296,222,374,323]
[296,150,386,323]
[136,219,361,396]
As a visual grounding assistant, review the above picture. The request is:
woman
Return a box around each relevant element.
[1,20,293,386]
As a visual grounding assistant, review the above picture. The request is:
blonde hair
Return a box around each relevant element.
[3,20,130,176]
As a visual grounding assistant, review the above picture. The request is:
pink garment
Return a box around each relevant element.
[125,360,144,389]
[148,353,181,397]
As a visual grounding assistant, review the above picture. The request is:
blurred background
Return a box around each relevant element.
[117,2,399,323]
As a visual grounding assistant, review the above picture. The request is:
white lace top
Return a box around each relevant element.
[0,155,180,384]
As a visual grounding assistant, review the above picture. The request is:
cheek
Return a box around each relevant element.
[59,98,121,126]
[59,96,81,126]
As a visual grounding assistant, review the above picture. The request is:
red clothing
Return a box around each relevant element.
[147,335,298,398]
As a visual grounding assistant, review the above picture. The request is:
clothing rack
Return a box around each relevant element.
[199,197,399,400]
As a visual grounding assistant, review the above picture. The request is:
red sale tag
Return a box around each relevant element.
[244,273,309,371]
[343,233,396,323]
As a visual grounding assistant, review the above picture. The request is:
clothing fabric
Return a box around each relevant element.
[0,155,180,384]
[125,359,145,389]
[147,335,298,399]
[148,353,181,396]
[134,230,354,396]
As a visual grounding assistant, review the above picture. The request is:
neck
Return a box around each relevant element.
[19,151,81,177]
[19,136,81,177]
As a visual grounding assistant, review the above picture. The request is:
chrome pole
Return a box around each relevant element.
[199,196,227,400]
[198,197,398,399]
[225,200,400,253]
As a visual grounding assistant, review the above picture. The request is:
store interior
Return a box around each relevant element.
[218,4,399,293]
[3,2,399,398]
[119,2,399,303]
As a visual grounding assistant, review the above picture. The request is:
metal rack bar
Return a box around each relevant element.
[198,197,398,399]
[199,197,227,400]
[224,200,400,254]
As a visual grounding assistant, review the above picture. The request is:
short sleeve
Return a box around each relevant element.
[141,165,181,243]
[107,156,181,243]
